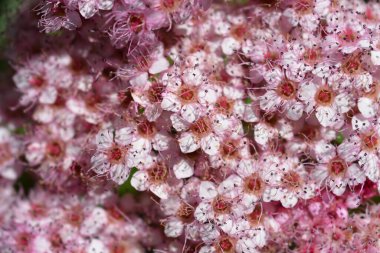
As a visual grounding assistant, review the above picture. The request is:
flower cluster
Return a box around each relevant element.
[0,182,160,253]
[2,0,380,252]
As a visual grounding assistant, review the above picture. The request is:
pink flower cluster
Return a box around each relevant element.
[0,179,164,252]
[2,0,380,252]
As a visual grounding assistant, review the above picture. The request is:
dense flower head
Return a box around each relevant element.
[3,0,380,252]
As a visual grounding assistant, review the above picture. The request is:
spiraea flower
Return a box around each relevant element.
[36,0,82,33]
[5,0,380,252]
[91,127,140,184]
[312,140,365,196]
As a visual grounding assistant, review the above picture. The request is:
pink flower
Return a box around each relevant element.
[312,140,365,196]
[91,128,137,184]
[298,80,353,127]
[13,55,72,106]
[338,115,380,182]
[37,0,82,33]
[131,159,180,199]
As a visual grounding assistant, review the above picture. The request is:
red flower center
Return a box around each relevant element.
[51,3,66,17]
[329,158,346,176]
[67,211,83,226]
[219,238,234,251]
[148,163,168,182]
[50,233,63,248]
[179,86,195,102]
[137,121,156,137]
[111,244,127,253]
[332,232,341,241]
[282,171,302,189]
[362,133,379,150]
[29,76,45,88]
[177,203,194,221]
[216,97,233,113]
[162,0,181,11]
[247,205,263,225]
[340,27,357,43]
[148,83,165,102]
[17,232,32,248]
[303,49,319,64]
[365,7,375,21]
[212,197,231,213]
[316,88,333,105]
[30,204,47,218]
[108,147,123,162]
[46,141,62,158]
[221,141,239,159]
[278,81,296,98]
[129,14,144,33]
[264,51,279,66]
[190,117,211,137]
[245,174,263,193]
[342,54,362,75]
[231,25,247,40]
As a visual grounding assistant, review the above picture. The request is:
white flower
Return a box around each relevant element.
[91,128,136,184]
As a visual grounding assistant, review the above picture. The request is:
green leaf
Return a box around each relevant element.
[331,132,344,146]
[47,30,64,37]
[244,97,252,104]
[118,167,139,196]
[13,171,37,196]
[14,126,26,136]
[222,54,228,65]
[242,121,252,135]
[0,0,23,49]
[166,55,174,66]
[138,107,145,114]
[335,133,344,145]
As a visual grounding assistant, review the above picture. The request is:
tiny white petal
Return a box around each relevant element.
[173,159,194,179]
[80,207,108,236]
[371,51,380,65]
[280,192,298,208]
[221,37,240,55]
[316,106,336,127]
[178,132,200,153]
[286,101,304,121]
[358,97,377,118]
[96,128,114,149]
[131,171,149,191]
[150,183,170,199]
[200,134,220,155]
[115,127,135,146]
[39,86,57,104]
[97,0,114,10]
[199,181,218,199]
[161,93,181,112]
[164,218,184,238]
[149,57,170,74]
[218,175,243,198]
[110,164,130,185]
[170,113,190,131]
[180,103,200,123]
[78,0,97,19]
[152,133,170,151]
